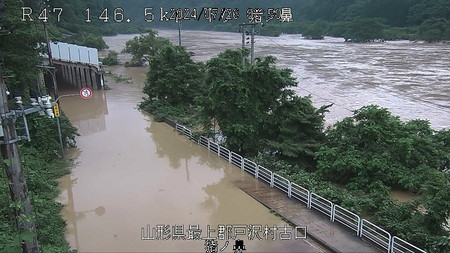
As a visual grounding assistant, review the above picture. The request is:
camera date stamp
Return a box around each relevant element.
[21,6,293,24]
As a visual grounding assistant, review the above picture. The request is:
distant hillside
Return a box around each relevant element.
[15,1,448,41]
[108,0,450,41]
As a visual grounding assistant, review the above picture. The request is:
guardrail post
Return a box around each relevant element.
[330,204,334,221]
[270,173,274,187]
[356,218,361,237]
[388,235,392,253]
[307,192,312,209]
[241,157,244,170]
[207,139,210,151]
[288,183,291,198]
[255,165,259,179]
[331,205,336,222]
[359,220,363,238]
[217,145,220,156]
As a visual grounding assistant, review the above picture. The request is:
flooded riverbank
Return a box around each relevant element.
[57,29,449,252]
[151,30,449,130]
[57,34,324,252]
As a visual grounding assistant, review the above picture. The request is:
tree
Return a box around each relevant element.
[344,17,385,42]
[80,33,108,50]
[0,0,44,98]
[199,49,297,155]
[144,44,204,105]
[302,21,325,40]
[417,18,450,42]
[101,50,119,65]
[316,105,448,192]
[0,1,80,251]
[266,96,331,169]
[122,30,170,66]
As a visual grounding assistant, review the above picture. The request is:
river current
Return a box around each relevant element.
[57,30,448,252]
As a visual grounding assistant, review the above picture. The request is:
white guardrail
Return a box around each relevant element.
[174,124,427,253]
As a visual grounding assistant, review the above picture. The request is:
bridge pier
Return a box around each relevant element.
[76,67,82,88]
[70,66,76,88]
[43,42,103,91]
[44,62,104,92]
[89,68,94,88]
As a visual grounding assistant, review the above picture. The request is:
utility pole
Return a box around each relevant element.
[177,20,182,46]
[0,54,40,253]
[240,24,245,67]
[239,23,256,65]
[250,24,255,65]
[0,2,39,252]
[43,20,64,158]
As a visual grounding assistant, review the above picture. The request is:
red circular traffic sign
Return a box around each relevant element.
[80,87,93,99]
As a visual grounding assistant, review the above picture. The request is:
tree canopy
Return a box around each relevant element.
[145,44,204,105]
[316,105,448,191]
[122,30,170,66]
[199,50,299,154]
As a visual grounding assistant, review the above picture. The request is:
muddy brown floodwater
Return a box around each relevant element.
[57,34,325,252]
[155,30,449,130]
[58,30,449,252]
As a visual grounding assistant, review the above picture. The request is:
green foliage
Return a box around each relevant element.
[122,30,170,66]
[301,21,325,40]
[0,115,75,252]
[266,96,331,169]
[344,17,386,42]
[417,18,450,42]
[407,0,450,26]
[145,44,204,105]
[139,99,202,128]
[104,71,131,83]
[101,50,119,65]
[313,105,450,250]
[81,34,108,49]
[253,153,375,214]
[199,49,298,154]
[316,105,447,191]
[0,0,44,98]
[66,33,108,50]
[372,191,450,252]
[21,113,78,159]
[106,0,450,41]
[259,23,283,37]
[382,26,417,40]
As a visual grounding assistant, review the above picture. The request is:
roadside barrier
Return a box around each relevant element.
[174,123,426,253]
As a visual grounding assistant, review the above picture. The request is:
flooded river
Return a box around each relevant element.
[155,30,449,130]
[58,30,448,252]
[57,33,324,252]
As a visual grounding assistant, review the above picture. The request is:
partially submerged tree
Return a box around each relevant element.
[122,30,170,66]
[199,49,320,156]
[344,17,385,42]
[144,44,204,105]
[302,22,325,40]
[266,96,331,169]
[316,105,448,192]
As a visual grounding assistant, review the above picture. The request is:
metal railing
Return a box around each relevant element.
[310,193,334,221]
[174,123,426,253]
[332,204,361,236]
[390,236,426,253]
[257,165,273,185]
[361,219,392,252]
